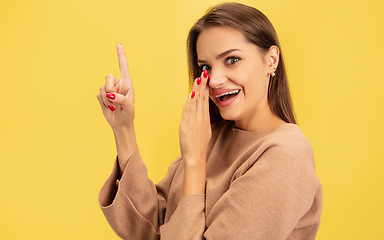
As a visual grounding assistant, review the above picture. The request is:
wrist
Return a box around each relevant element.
[183,157,206,169]
[112,124,138,175]
[182,157,206,197]
[183,152,207,166]
[113,125,137,150]
[112,122,134,134]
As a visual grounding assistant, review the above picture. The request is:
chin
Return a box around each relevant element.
[218,109,241,122]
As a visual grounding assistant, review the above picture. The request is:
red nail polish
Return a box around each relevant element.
[106,93,115,100]
[191,91,196,99]
[203,70,208,78]
[108,105,115,111]
[197,77,201,85]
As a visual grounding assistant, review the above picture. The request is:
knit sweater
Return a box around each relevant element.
[99,120,322,239]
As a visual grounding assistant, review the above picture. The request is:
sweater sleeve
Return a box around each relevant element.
[159,194,206,240]
[204,140,322,240]
[99,149,182,240]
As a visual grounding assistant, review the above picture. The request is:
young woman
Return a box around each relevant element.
[97,2,322,239]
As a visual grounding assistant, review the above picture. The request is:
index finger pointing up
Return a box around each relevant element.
[117,43,131,79]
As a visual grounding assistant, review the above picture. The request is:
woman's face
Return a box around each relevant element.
[196,27,275,128]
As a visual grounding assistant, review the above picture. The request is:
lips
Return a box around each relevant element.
[212,89,240,107]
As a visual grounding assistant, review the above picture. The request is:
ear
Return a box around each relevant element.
[266,45,279,75]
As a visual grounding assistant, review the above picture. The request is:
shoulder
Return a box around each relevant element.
[249,124,320,191]
[262,124,315,168]
[231,123,318,185]
[210,121,317,175]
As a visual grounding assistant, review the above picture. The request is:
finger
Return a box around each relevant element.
[201,70,210,93]
[105,74,119,93]
[99,85,113,109]
[182,91,196,124]
[200,70,210,113]
[97,92,110,113]
[97,96,116,116]
[193,73,209,117]
[202,70,210,94]
[107,92,136,117]
[117,43,131,80]
[192,71,209,98]
[190,77,202,118]
[203,69,210,83]
[107,92,133,110]
[96,93,106,108]
[191,76,201,95]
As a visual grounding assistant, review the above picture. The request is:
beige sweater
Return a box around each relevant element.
[99,121,322,239]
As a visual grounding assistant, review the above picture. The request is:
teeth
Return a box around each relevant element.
[215,90,240,98]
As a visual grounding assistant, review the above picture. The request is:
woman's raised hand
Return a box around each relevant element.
[97,43,135,129]
[97,44,138,169]
[179,70,212,197]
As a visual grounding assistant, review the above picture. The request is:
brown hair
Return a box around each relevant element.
[187,2,296,124]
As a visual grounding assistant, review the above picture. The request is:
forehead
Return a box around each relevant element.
[196,27,249,57]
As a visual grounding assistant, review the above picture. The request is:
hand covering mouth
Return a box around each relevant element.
[215,89,240,102]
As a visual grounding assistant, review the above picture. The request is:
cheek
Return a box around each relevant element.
[241,69,268,99]
[237,66,262,89]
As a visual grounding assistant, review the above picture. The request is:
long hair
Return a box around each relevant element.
[187,2,296,124]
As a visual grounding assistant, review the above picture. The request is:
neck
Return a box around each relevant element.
[235,103,286,133]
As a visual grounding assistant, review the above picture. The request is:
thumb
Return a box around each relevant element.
[115,79,134,102]
[108,92,134,115]
[126,88,134,104]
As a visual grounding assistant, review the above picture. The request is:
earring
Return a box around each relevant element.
[271,67,277,77]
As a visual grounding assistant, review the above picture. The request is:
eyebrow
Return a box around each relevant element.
[197,48,241,63]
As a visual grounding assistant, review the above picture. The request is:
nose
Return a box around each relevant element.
[208,68,226,89]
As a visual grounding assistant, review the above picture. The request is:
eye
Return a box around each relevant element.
[199,64,211,72]
[225,56,241,65]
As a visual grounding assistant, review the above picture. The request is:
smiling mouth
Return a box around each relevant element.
[215,89,240,102]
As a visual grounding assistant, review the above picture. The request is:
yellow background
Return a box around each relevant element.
[0,0,383,239]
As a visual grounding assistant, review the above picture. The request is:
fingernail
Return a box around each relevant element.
[106,93,115,100]
[197,77,201,85]
[108,105,115,111]
[191,91,196,99]
[203,70,208,78]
